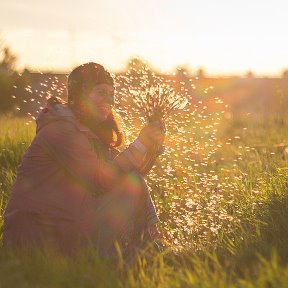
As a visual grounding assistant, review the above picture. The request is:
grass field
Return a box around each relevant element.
[1,97,288,287]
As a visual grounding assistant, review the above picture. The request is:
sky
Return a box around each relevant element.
[1,0,288,75]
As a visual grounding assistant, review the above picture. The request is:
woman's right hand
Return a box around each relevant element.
[138,121,166,150]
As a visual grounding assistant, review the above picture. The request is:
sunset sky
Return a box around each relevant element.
[1,0,288,75]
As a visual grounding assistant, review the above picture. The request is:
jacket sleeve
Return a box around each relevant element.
[111,144,157,176]
[37,121,149,192]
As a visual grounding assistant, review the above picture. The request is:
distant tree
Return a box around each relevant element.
[282,69,288,79]
[175,67,190,93]
[0,46,17,73]
[126,57,149,72]
[176,67,189,80]
[245,71,254,79]
[0,41,20,113]
[196,68,205,79]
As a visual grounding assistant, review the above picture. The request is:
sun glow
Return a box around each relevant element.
[1,0,288,75]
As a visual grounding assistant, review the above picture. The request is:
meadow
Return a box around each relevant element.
[1,71,288,287]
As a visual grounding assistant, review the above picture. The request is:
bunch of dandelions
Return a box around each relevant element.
[115,58,188,128]
[125,82,189,176]
[130,84,188,124]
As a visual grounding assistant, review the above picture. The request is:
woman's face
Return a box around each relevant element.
[86,84,114,121]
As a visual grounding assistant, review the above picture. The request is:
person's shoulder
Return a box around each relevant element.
[36,119,93,151]
[36,104,79,134]
[37,119,81,140]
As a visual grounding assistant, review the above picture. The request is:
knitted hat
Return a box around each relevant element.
[68,62,114,105]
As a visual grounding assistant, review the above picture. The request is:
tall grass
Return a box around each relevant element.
[1,91,288,285]
[0,116,34,218]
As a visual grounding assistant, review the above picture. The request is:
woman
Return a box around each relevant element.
[3,63,165,260]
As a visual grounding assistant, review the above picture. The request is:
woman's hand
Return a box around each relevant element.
[138,121,166,150]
